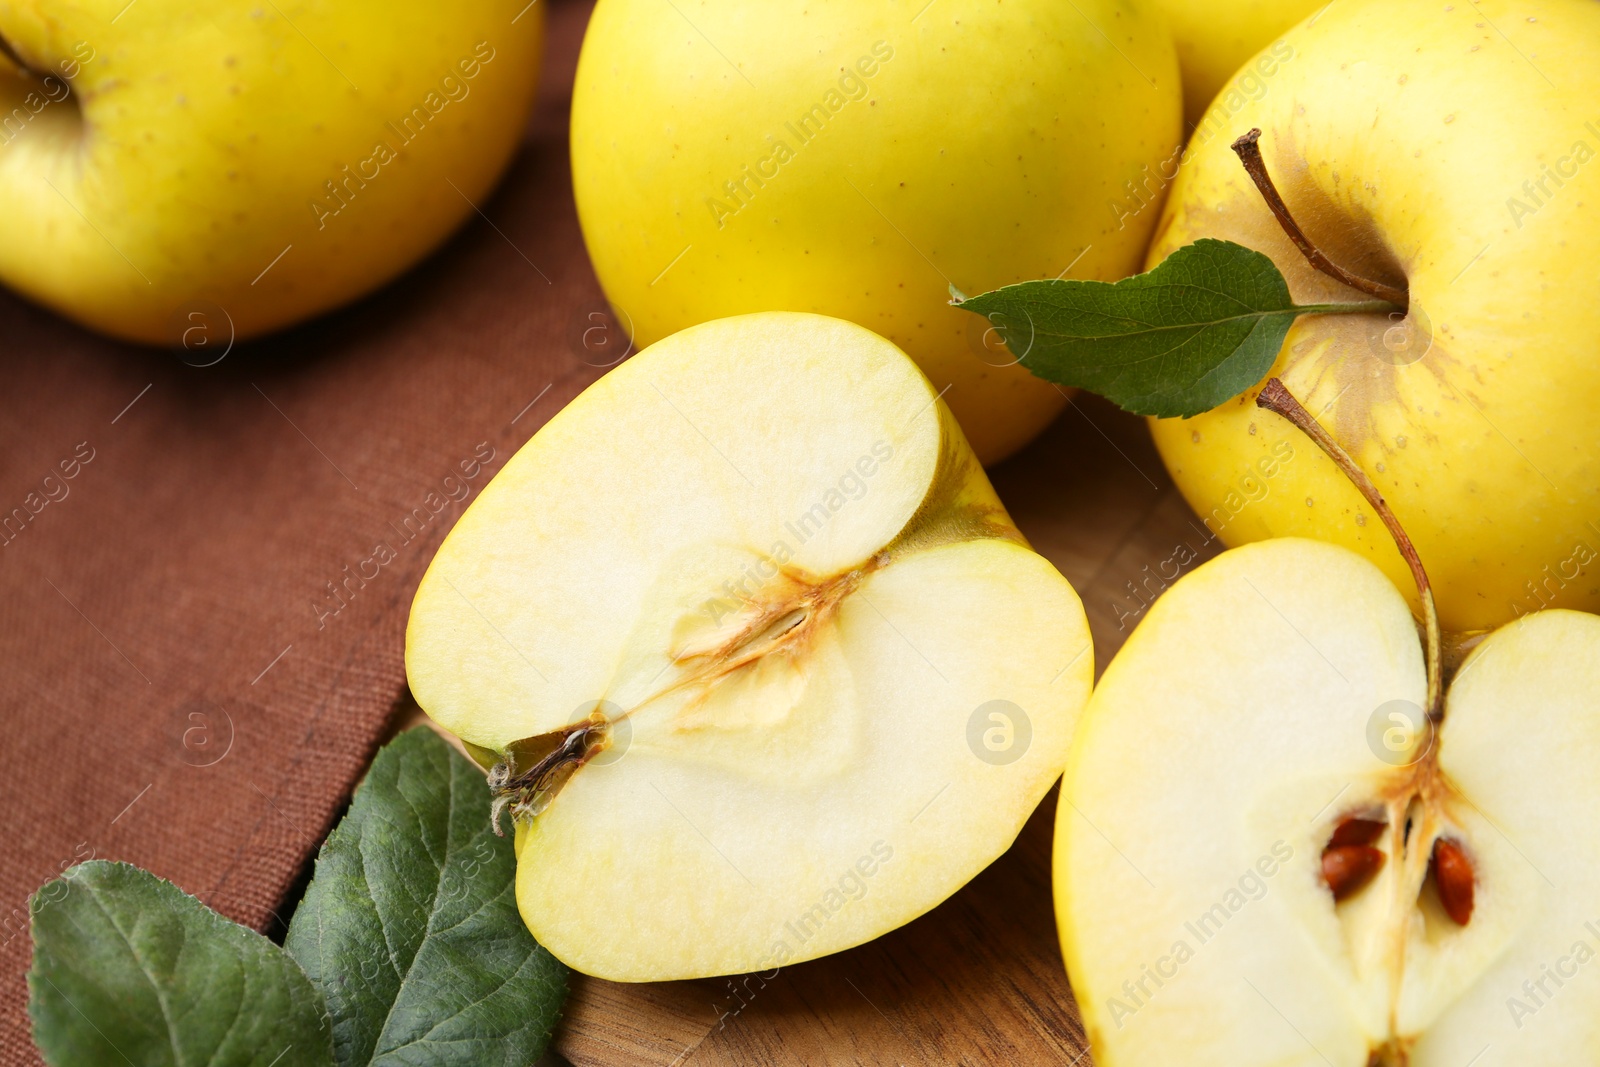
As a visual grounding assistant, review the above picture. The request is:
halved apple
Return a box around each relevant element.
[407,312,1092,981]
[1056,536,1600,1064]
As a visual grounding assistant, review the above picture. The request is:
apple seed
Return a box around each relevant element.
[1322,843,1385,902]
[1329,817,1386,849]
[1431,837,1475,926]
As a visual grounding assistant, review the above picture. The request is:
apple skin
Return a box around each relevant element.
[1146,0,1600,632]
[1151,0,1323,126]
[0,0,543,345]
[570,0,1181,465]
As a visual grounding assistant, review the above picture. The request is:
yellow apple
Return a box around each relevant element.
[406,312,1094,979]
[1145,0,1600,632]
[570,0,1181,464]
[0,0,543,345]
[1152,0,1323,127]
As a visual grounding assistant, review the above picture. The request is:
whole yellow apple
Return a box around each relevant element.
[1146,0,1600,631]
[1152,0,1323,127]
[570,0,1181,464]
[0,0,543,346]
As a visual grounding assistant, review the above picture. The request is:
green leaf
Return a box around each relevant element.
[955,238,1397,418]
[284,727,568,1067]
[28,861,334,1067]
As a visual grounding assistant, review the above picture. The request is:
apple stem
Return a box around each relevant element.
[0,33,34,79]
[1230,129,1410,310]
[1255,378,1442,723]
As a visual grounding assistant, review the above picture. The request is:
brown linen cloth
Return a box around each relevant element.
[0,2,604,1060]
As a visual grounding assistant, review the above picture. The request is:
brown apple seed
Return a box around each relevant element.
[1432,837,1475,926]
[1330,817,1387,849]
[1323,844,1386,902]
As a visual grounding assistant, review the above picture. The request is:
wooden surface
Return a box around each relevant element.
[540,395,1224,1067]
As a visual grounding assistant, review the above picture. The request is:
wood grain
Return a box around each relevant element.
[546,396,1224,1066]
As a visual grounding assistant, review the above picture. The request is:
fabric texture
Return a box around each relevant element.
[0,3,604,1061]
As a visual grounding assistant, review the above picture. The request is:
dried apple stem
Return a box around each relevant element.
[0,33,30,76]
[1255,378,1442,723]
[1231,129,1409,309]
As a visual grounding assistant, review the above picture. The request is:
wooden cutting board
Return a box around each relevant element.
[537,395,1224,1067]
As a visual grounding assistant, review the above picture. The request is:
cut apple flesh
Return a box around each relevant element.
[407,312,1093,981]
[1056,537,1600,1064]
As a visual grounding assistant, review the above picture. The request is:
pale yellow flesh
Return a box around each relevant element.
[1056,537,1600,1064]
[407,312,1093,980]
[1146,0,1600,632]
[570,0,1182,464]
[0,0,541,344]
[1151,0,1323,127]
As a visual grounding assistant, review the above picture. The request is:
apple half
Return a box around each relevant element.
[1056,536,1600,1064]
[407,312,1092,980]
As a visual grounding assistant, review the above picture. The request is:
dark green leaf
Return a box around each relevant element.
[956,238,1393,418]
[28,861,334,1067]
[284,727,567,1067]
